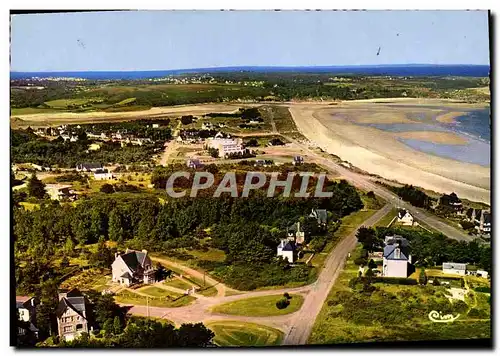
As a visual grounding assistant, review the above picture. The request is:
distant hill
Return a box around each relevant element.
[11,64,490,80]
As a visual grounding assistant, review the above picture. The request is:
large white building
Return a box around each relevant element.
[205,137,245,158]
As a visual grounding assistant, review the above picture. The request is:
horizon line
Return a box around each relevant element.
[11,63,490,74]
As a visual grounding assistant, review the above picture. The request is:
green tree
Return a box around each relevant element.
[113,316,123,335]
[418,268,427,285]
[100,183,115,194]
[102,318,113,337]
[27,173,46,199]
[89,238,113,268]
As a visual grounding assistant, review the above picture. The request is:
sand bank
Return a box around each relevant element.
[288,102,490,204]
[395,131,468,145]
[435,111,468,124]
[10,103,248,127]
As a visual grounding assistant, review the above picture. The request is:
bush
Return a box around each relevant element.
[372,277,418,285]
[276,297,290,309]
[283,292,291,300]
[467,308,488,319]
[354,257,367,266]
[474,286,490,293]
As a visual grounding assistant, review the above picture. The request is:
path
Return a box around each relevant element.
[283,204,391,345]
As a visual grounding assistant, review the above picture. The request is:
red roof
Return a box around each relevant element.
[16,296,31,303]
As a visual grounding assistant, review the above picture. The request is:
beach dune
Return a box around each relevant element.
[288,101,490,204]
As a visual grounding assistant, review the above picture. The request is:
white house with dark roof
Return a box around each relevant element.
[442,262,468,276]
[397,209,414,226]
[93,168,113,180]
[56,289,92,341]
[16,296,38,339]
[277,239,296,263]
[76,162,103,172]
[382,236,412,278]
[111,249,156,286]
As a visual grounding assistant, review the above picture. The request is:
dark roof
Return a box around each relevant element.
[398,209,410,219]
[288,222,304,233]
[55,289,89,319]
[118,250,149,273]
[383,244,410,261]
[94,168,109,174]
[16,296,33,308]
[120,272,132,279]
[280,240,296,251]
[310,209,328,223]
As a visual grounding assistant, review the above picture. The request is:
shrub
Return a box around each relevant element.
[474,286,490,293]
[276,297,290,309]
[372,277,418,285]
[283,292,291,300]
[467,308,489,319]
[354,257,367,266]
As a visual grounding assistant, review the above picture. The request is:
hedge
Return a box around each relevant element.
[372,277,418,285]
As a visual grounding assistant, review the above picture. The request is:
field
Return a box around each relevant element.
[374,207,398,227]
[210,294,304,316]
[308,245,491,344]
[115,289,196,308]
[205,321,284,347]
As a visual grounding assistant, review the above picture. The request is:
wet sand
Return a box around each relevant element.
[395,131,469,145]
[288,100,490,204]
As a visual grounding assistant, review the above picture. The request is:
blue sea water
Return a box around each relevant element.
[10,64,490,80]
[359,108,491,166]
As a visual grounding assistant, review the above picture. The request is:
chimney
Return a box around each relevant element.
[142,249,148,255]
[125,248,129,254]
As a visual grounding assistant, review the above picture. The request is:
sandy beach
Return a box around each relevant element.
[10,103,247,127]
[288,100,490,204]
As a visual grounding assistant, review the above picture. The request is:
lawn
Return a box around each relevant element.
[311,208,378,269]
[210,294,304,317]
[205,320,284,347]
[59,268,110,291]
[115,290,195,308]
[138,286,176,298]
[374,207,398,227]
[163,278,194,291]
[19,202,40,211]
[308,244,491,345]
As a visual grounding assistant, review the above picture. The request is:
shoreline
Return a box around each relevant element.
[288,101,490,204]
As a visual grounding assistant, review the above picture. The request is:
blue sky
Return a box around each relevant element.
[11,10,490,72]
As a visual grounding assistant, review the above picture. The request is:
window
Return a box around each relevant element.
[63,326,73,333]
[394,248,401,259]
[76,324,83,331]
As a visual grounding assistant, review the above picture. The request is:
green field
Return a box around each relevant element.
[139,286,176,298]
[163,277,194,291]
[210,294,304,316]
[205,321,284,347]
[374,207,398,227]
[308,245,491,344]
[115,289,196,308]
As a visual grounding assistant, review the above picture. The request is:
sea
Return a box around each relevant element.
[10,64,490,80]
[361,107,491,167]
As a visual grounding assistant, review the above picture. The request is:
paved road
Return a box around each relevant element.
[283,204,392,345]
[280,132,474,242]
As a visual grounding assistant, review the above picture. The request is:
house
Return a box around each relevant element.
[277,239,296,263]
[382,236,412,278]
[293,156,304,165]
[187,159,204,169]
[16,296,38,339]
[287,221,305,245]
[439,192,463,212]
[442,262,468,276]
[397,209,414,226]
[93,168,113,180]
[309,208,328,226]
[111,249,156,286]
[478,211,491,235]
[205,137,245,158]
[76,162,103,172]
[152,123,160,129]
[45,184,77,201]
[56,289,93,342]
[465,208,491,235]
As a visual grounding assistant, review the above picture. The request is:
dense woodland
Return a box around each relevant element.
[14,178,363,292]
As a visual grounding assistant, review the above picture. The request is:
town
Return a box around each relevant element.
[11,9,491,349]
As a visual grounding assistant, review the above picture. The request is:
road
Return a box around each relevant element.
[283,204,392,345]
[280,132,474,242]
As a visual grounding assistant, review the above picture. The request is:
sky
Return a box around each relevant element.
[10,10,490,72]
